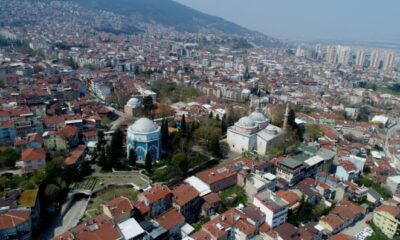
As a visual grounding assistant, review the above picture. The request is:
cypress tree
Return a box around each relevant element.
[145,153,152,172]
[288,109,297,130]
[181,114,187,132]
[210,135,220,157]
[128,148,136,166]
[221,114,227,133]
[161,119,169,146]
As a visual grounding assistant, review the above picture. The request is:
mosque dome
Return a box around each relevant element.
[129,118,159,133]
[249,111,267,123]
[237,116,256,128]
[126,98,141,108]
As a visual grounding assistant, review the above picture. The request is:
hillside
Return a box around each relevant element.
[71,0,285,47]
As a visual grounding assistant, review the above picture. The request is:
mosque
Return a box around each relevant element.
[227,108,284,155]
[127,117,161,161]
[124,97,141,117]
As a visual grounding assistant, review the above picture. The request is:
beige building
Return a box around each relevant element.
[373,205,400,239]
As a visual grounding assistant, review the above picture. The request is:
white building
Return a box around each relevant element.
[386,176,400,196]
[253,189,288,228]
[227,110,283,155]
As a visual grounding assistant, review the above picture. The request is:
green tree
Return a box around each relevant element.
[288,109,297,129]
[145,153,153,172]
[305,124,323,140]
[91,148,98,162]
[128,148,136,166]
[109,128,124,162]
[161,119,169,146]
[181,114,187,132]
[221,114,227,133]
[209,111,213,119]
[143,96,154,116]
[171,153,189,174]
[98,146,110,170]
[45,184,61,204]
[0,148,20,168]
[287,109,304,141]
[79,161,91,176]
[209,135,221,157]
[97,131,106,150]
[357,106,370,122]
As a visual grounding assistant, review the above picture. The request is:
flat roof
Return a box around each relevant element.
[280,159,303,169]
[18,189,39,207]
[304,155,324,167]
[184,176,211,197]
[117,218,145,239]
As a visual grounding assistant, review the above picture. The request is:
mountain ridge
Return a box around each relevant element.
[70,0,286,47]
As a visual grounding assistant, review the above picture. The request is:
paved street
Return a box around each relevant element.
[38,197,89,240]
[54,198,89,236]
[342,212,373,236]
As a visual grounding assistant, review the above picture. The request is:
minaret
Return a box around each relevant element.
[282,103,289,132]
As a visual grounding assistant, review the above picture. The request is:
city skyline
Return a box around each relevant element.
[176,0,400,43]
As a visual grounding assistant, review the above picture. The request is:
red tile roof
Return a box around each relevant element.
[375,205,400,218]
[142,184,171,204]
[196,157,263,185]
[320,213,343,231]
[330,233,355,240]
[172,184,200,207]
[0,210,31,229]
[191,230,213,240]
[53,214,121,240]
[104,196,134,220]
[155,208,185,230]
[20,148,46,161]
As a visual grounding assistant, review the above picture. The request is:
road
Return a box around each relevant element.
[341,212,373,236]
[38,197,89,240]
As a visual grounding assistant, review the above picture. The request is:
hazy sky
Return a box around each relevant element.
[175,0,400,43]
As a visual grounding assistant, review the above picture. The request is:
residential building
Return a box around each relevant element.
[0,209,32,240]
[201,193,221,216]
[172,184,201,223]
[138,184,172,218]
[253,189,289,228]
[335,161,359,181]
[53,214,122,240]
[0,121,17,145]
[276,159,305,186]
[318,200,363,235]
[386,176,400,196]
[18,148,46,172]
[155,208,185,239]
[373,205,400,239]
[244,172,276,201]
[195,157,267,192]
[102,196,135,223]
[200,208,257,240]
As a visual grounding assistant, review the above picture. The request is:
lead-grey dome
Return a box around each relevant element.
[126,98,141,108]
[237,116,256,128]
[249,112,267,123]
[129,118,159,133]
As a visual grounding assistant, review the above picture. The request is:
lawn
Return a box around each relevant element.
[72,177,98,191]
[83,186,138,220]
[220,185,247,208]
[147,151,213,185]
